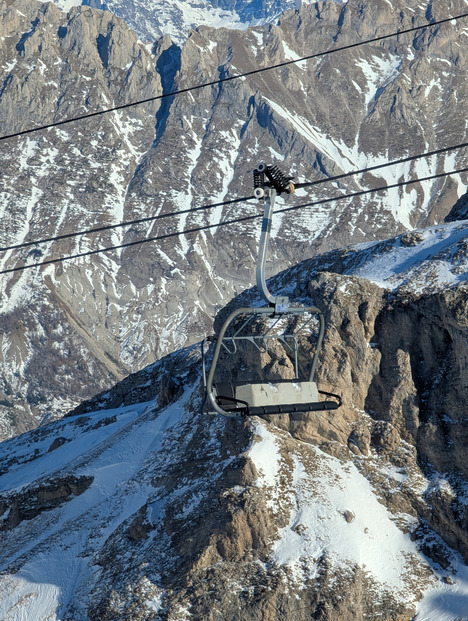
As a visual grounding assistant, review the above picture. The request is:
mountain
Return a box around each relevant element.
[1,219,468,619]
[1,0,468,439]
[43,0,307,44]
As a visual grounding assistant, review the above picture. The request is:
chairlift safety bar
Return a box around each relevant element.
[204,305,325,417]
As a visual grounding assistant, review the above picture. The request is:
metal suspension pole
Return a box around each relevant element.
[256,187,276,306]
[255,187,290,312]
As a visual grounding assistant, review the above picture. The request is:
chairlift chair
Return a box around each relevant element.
[202,163,341,417]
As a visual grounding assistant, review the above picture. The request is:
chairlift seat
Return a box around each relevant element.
[214,380,340,416]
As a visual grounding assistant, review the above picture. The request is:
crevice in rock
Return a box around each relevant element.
[0,475,94,531]
[154,39,182,147]
[16,17,40,54]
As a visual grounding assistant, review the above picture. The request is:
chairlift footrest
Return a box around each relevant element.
[243,400,340,416]
[215,399,340,416]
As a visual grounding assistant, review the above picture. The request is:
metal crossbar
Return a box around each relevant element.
[219,310,318,377]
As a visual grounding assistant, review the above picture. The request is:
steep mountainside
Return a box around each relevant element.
[1,220,468,620]
[1,0,468,438]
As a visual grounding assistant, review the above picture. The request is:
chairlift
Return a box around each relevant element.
[202,163,341,417]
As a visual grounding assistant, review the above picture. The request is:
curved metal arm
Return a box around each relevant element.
[255,187,290,311]
[254,162,296,311]
[205,307,266,417]
[256,187,277,306]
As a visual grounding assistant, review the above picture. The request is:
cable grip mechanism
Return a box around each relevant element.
[253,162,295,198]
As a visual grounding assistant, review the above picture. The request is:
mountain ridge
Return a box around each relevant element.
[42,0,312,44]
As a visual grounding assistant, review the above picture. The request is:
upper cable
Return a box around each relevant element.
[1,11,468,142]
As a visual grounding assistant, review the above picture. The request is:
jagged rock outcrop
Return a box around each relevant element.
[0,474,93,531]
[2,208,468,617]
[2,0,468,440]
[2,271,468,618]
[0,0,162,437]
[446,189,468,222]
[308,273,468,564]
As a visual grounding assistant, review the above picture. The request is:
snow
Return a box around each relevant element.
[282,40,307,69]
[18,138,38,173]
[262,98,464,233]
[249,420,281,491]
[264,96,366,173]
[3,59,17,72]
[356,53,401,107]
[0,573,63,621]
[0,388,195,620]
[268,146,285,161]
[345,221,468,292]
[170,132,203,253]
[250,426,421,597]
[206,123,243,228]
[44,0,81,10]
[416,561,468,620]
[251,30,263,48]
[249,418,468,617]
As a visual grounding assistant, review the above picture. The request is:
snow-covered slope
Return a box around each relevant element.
[1,358,468,620]
[1,219,468,619]
[292,219,468,297]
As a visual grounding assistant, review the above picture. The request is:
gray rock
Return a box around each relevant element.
[1,0,468,440]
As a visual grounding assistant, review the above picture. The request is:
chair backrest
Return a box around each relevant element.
[235,381,319,408]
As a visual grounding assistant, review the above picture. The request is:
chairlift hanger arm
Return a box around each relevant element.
[256,188,278,307]
[253,162,296,309]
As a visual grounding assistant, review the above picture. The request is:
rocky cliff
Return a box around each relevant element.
[1,0,468,439]
[1,220,468,619]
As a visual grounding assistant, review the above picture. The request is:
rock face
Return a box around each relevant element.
[1,0,468,438]
[1,231,468,618]
[446,189,468,222]
[0,474,93,531]
[0,0,163,436]
[309,273,468,565]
